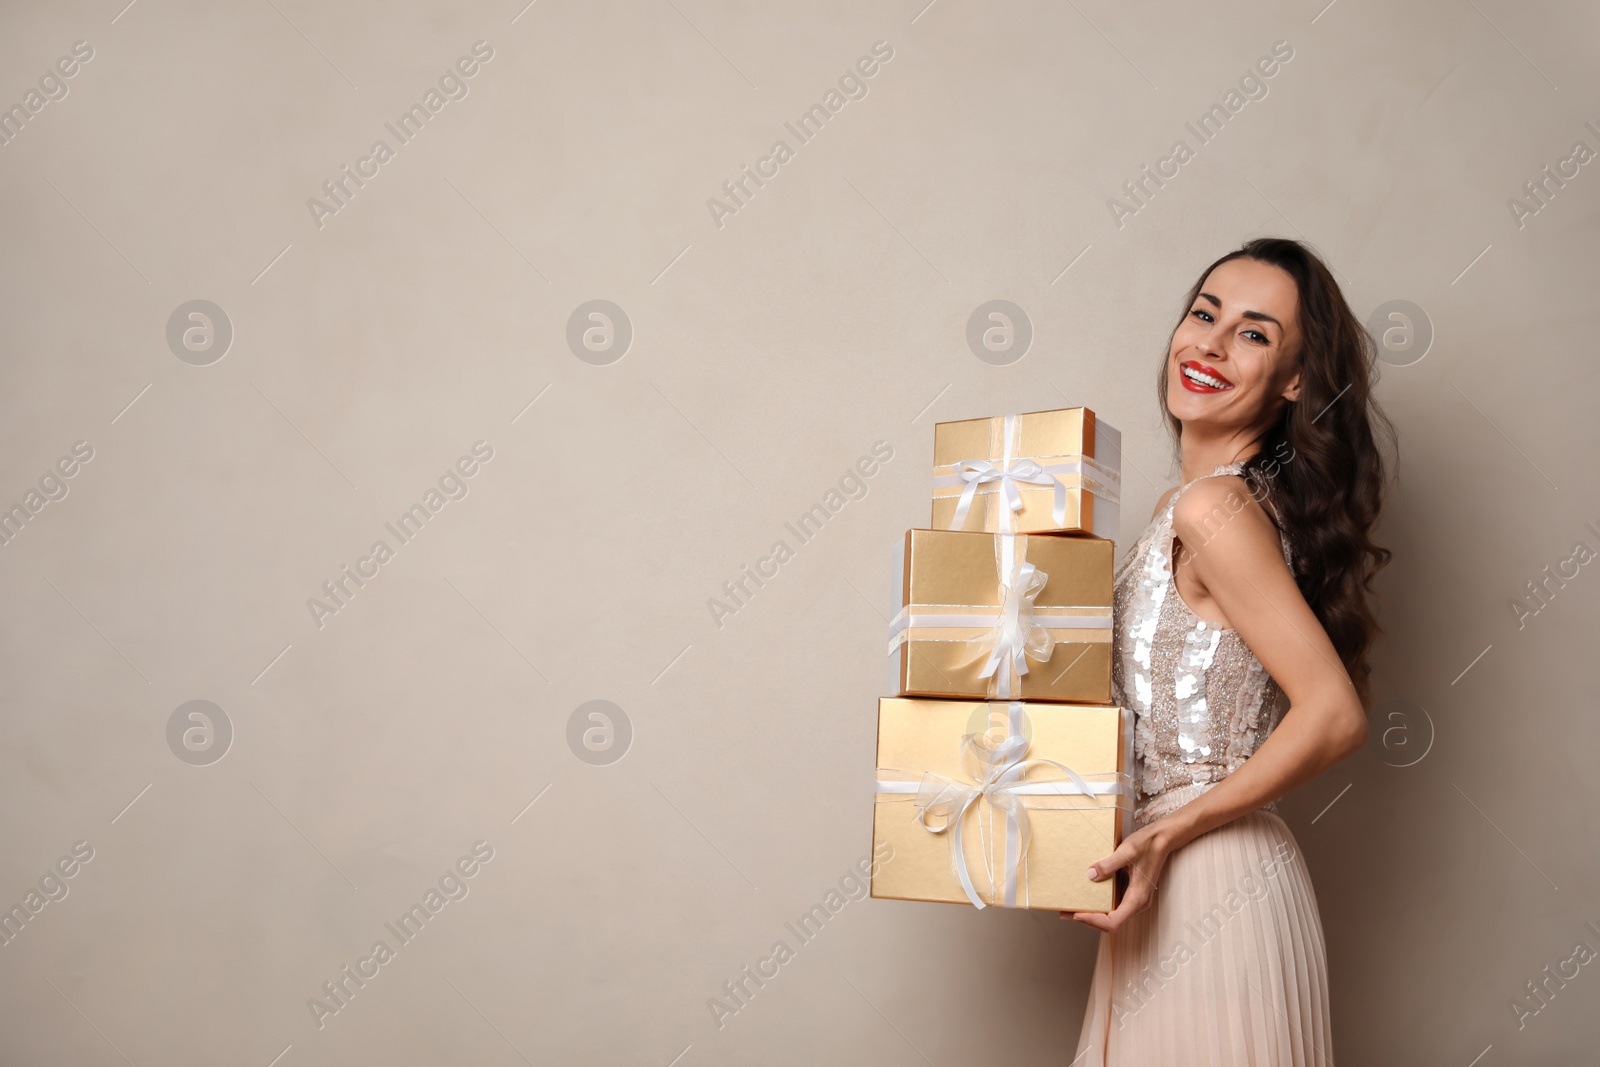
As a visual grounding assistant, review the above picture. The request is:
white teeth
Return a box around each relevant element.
[1183,365,1230,389]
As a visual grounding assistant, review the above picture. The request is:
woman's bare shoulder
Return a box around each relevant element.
[1170,475,1282,556]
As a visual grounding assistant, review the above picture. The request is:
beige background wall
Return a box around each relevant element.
[1,0,1596,1063]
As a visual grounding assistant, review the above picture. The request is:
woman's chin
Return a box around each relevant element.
[1166,397,1211,426]
[1169,388,1247,427]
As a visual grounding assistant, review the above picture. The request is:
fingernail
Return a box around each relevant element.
[1086,866,1097,880]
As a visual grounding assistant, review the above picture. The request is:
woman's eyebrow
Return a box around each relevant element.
[1197,290,1283,331]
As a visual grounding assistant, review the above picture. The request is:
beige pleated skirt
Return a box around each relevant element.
[1073,804,1333,1065]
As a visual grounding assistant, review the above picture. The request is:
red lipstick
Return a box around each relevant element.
[1178,360,1234,393]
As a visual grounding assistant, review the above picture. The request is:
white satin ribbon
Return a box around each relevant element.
[875,703,1133,909]
[956,553,1052,691]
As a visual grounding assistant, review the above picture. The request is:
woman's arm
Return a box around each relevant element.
[1067,475,1367,932]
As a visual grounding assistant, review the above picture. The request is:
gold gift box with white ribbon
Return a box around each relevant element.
[931,407,1121,538]
[870,697,1133,912]
[887,529,1113,704]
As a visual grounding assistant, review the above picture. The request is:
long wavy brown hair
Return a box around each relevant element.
[1159,237,1397,709]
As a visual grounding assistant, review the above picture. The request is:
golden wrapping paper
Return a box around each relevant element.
[887,529,1113,703]
[870,697,1133,912]
[931,407,1121,538]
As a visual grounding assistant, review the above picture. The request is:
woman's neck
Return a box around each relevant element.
[1178,428,1261,485]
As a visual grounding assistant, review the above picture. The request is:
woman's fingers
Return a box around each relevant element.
[1065,832,1170,926]
[1087,847,1123,881]
[1072,877,1152,932]
[1089,832,1150,880]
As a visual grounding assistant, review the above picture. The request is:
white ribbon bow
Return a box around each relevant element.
[954,558,1055,690]
[949,457,1069,533]
[899,730,1111,909]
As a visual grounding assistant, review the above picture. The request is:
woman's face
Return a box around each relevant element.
[1166,257,1303,434]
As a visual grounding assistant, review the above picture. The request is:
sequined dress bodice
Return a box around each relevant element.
[1114,463,1294,829]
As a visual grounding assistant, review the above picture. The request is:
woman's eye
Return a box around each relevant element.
[1244,330,1269,344]
[1190,309,1212,322]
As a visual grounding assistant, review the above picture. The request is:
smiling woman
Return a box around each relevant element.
[1069,237,1396,1066]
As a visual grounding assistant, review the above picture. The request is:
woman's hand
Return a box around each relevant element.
[1058,821,1176,933]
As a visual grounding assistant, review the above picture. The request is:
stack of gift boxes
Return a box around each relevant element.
[870,406,1136,913]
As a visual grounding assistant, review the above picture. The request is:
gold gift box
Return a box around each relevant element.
[931,407,1121,538]
[887,529,1113,703]
[870,697,1133,912]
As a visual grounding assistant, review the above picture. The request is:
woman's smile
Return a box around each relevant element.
[1178,360,1235,392]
